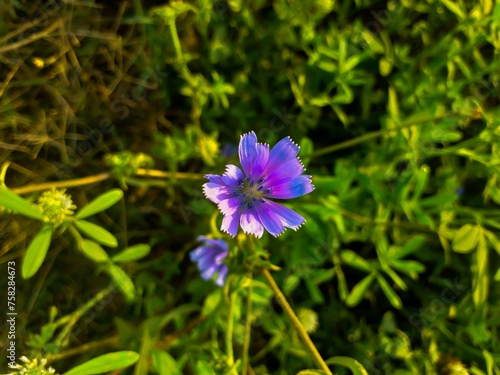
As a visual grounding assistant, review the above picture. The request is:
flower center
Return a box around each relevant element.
[239,177,270,206]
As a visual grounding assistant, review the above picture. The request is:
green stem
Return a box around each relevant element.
[310,114,461,159]
[169,21,183,63]
[262,269,332,374]
[9,169,204,195]
[226,291,236,370]
[53,285,115,348]
[242,270,253,375]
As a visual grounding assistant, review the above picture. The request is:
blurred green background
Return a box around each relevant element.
[1,0,500,374]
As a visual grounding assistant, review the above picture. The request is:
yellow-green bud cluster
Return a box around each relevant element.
[198,135,220,166]
[297,307,319,334]
[35,189,76,226]
[105,151,154,178]
[7,356,58,375]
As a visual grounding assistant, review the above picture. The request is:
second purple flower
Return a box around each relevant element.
[203,131,314,238]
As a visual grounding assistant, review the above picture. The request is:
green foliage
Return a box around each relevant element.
[62,351,140,375]
[2,0,500,374]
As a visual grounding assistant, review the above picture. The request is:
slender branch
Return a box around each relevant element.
[226,291,236,368]
[135,168,203,179]
[242,270,253,375]
[11,173,111,195]
[47,336,119,364]
[310,114,460,159]
[262,269,332,375]
[9,169,204,195]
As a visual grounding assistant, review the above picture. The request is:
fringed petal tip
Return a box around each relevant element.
[287,136,300,149]
[221,227,237,237]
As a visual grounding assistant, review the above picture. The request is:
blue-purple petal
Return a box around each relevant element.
[191,237,229,286]
[261,199,305,230]
[263,136,300,178]
[255,201,285,237]
[203,182,234,204]
[265,175,314,199]
[221,206,243,237]
[218,196,244,216]
[222,164,245,186]
[239,132,258,177]
[215,266,228,286]
[263,157,305,188]
[240,204,264,238]
[251,143,269,178]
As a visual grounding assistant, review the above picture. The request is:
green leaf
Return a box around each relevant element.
[419,192,457,207]
[151,350,181,375]
[81,240,110,263]
[76,189,123,219]
[296,371,329,375]
[108,263,135,301]
[305,279,324,304]
[452,224,480,253]
[376,274,402,309]
[63,351,139,375]
[484,230,500,255]
[341,250,372,272]
[346,273,375,307]
[391,260,426,274]
[390,235,425,260]
[75,220,118,248]
[325,356,369,375]
[22,225,53,279]
[0,188,43,220]
[473,234,489,306]
[112,244,151,263]
[495,267,500,282]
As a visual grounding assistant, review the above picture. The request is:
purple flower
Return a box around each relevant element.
[203,131,314,238]
[190,236,228,286]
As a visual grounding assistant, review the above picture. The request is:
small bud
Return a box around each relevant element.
[297,307,319,334]
[34,189,76,226]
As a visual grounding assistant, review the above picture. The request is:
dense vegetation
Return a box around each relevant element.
[1,0,500,374]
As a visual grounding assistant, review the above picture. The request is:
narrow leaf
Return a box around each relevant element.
[76,189,123,219]
[22,225,53,279]
[325,356,368,375]
[75,220,118,248]
[0,188,43,220]
[81,240,110,263]
[452,224,480,253]
[108,263,135,301]
[346,273,375,307]
[376,274,402,309]
[112,244,151,263]
[63,351,139,375]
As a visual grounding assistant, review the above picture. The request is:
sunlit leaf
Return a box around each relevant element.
[63,351,139,375]
[346,273,375,307]
[22,225,52,279]
[325,356,369,375]
[0,188,43,220]
[452,224,480,253]
[75,220,118,248]
[81,240,110,263]
[76,189,123,219]
[112,244,150,263]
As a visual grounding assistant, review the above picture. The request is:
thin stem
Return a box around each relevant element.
[169,21,183,63]
[242,270,253,375]
[48,336,119,364]
[135,168,204,179]
[11,173,111,195]
[262,269,332,375]
[226,291,236,369]
[310,114,460,159]
[53,285,116,348]
[9,169,204,195]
